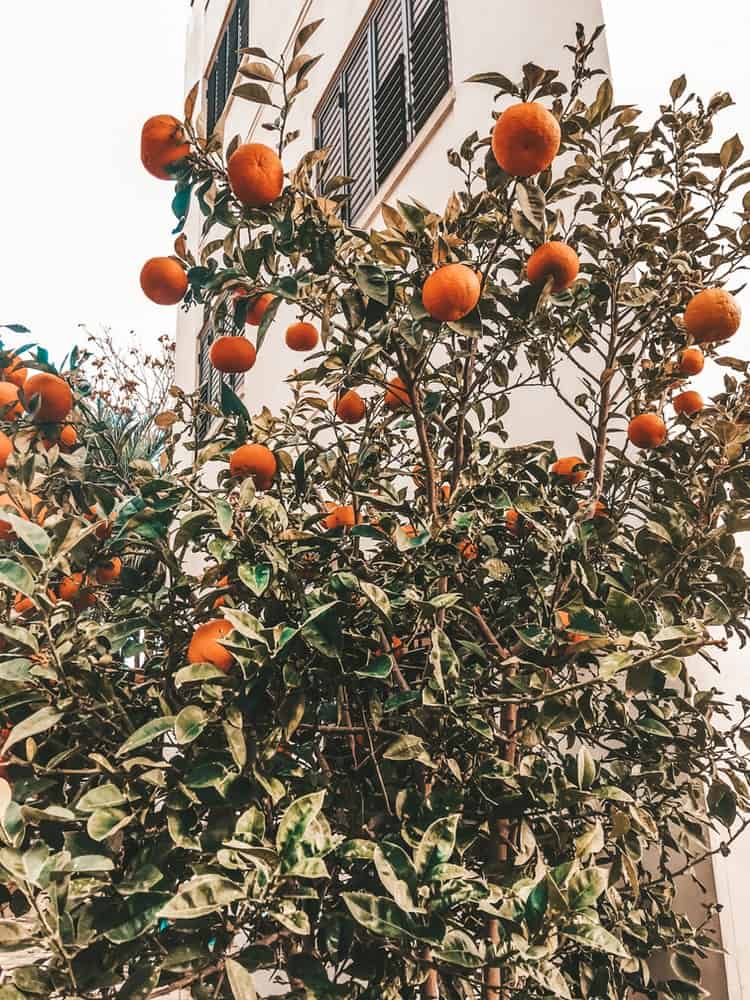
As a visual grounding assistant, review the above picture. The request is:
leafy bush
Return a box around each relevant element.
[2,21,750,1000]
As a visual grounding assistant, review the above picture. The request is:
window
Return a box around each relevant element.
[197,317,244,436]
[315,0,451,222]
[206,0,250,136]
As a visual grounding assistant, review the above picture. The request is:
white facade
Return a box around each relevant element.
[178,3,745,997]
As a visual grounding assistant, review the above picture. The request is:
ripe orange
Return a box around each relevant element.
[334,389,366,424]
[140,257,188,306]
[228,143,284,208]
[95,557,122,585]
[187,619,235,673]
[244,293,275,326]
[212,574,231,609]
[684,288,741,343]
[24,373,73,423]
[578,498,607,518]
[673,390,703,416]
[384,376,410,411]
[322,504,356,530]
[59,425,78,450]
[13,593,35,617]
[285,322,319,352]
[58,573,84,602]
[491,102,561,177]
[229,443,277,489]
[0,354,27,387]
[0,431,11,469]
[557,610,586,644]
[210,336,256,373]
[678,347,704,376]
[422,263,481,322]
[0,382,22,420]
[457,539,478,561]
[140,115,190,180]
[505,508,521,536]
[550,456,587,484]
[527,242,580,292]
[627,413,667,449]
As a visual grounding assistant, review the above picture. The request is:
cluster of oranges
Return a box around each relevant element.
[0,357,77,475]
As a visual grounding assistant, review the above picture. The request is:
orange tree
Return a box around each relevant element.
[3,22,750,1000]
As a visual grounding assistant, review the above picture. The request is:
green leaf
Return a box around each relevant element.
[223,608,266,645]
[0,512,50,556]
[276,790,326,871]
[221,381,250,419]
[159,875,245,919]
[116,963,161,1000]
[0,559,35,598]
[233,82,275,106]
[175,706,208,745]
[293,18,323,56]
[568,868,608,909]
[174,662,227,686]
[434,929,485,968]
[342,892,416,939]
[355,265,390,305]
[708,780,737,828]
[238,563,272,596]
[606,588,646,633]
[561,922,630,958]
[226,958,258,1000]
[415,815,459,875]
[116,717,175,757]
[374,842,419,911]
[517,181,546,230]
[87,807,133,842]
[359,580,392,621]
[77,783,127,812]
[104,893,170,943]
[0,919,28,946]
[215,497,234,535]
[2,706,62,753]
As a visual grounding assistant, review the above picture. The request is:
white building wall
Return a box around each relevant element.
[178,2,742,997]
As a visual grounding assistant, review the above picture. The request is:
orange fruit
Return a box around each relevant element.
[227,143,284,208]
[505,508,521,536]
[95,557,122,585]
[0,354,27,387]
[684,288,741,343]
[673,390,703,416]
[187,619,234,672]
[140,115,190,180]
[24,373,73,423]
[678,347,704,376]
[334,389,366,424]
[285,322,319,352]
[322,504,356,530]
[491,102,561,177]
[244,293,275,326]
[60,425,78,449]
[550,456,587,484]
[627,413,667,449]
[457,539,478,561]
[0,382,22,421]
[210,336,256,373]
[422,263,481,322]
[384,376,410,411]
[212,574,231,609]
[527,242,579,292]
[140,257,188,306]
[0,431,11,469]
[578,498,607,518]
[58,573,84,602]
[440,482,451,502]
[557,610,586,644]
[229,443,277,489]
[13,593,35,617]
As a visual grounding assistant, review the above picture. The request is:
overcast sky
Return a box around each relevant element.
[1,1,749,381]
[0,1,188,364]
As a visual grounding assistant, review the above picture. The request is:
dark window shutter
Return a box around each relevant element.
[239,0,250,50]
[226,3,240,92]
[207,64,218,136]
[216,33,228,121]
[374,0,407,185]
[344,37,374,220]
[409,0,451,133]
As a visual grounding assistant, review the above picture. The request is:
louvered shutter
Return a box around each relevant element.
[215,33,228,123]
[238,0,250,50]
[226,2,240,93]
[344,37,374,220]
[207,64,218,136]
[374,0,407,185]
[317,89,345,181]
[409,0,451,133]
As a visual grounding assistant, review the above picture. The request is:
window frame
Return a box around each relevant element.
[313,0,452,223]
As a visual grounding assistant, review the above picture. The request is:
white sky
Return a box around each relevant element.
[0,1,749,382]
[0,1,188,363]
